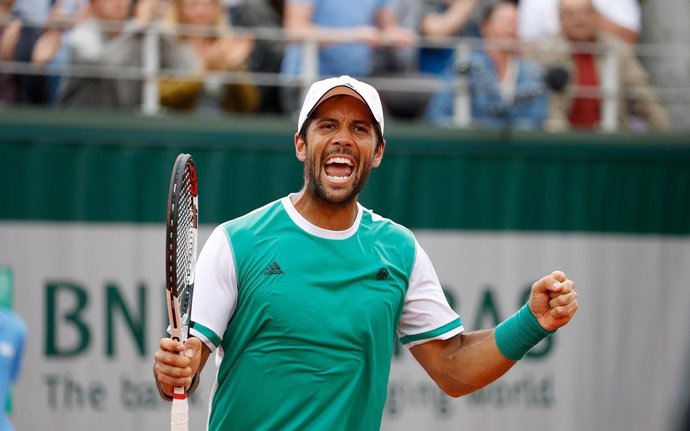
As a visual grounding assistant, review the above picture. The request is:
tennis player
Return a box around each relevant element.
[153,75,579,430]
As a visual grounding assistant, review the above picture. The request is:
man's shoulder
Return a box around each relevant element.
[360,206,415,242]
[359,207,418,274]
[527,32,572,66]
[220,198,284,231]
[597,31,635,54]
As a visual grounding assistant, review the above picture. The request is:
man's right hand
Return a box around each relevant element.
[153,336,204,399]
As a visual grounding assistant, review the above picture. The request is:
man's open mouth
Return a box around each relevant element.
[324,156,354,182]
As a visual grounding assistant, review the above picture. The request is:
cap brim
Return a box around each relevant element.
[305,85,370,122]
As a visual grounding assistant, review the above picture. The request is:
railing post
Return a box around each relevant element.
[141,22,160,116]
[300,38,318,105]
[600,45,619,132]
[452,39,472,128]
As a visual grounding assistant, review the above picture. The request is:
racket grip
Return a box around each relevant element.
[171,387,189,431]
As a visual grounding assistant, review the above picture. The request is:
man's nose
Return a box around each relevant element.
[332,128,354,146]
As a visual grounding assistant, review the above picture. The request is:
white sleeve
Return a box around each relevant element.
[518,0,561,41]
[68,21,104,63]
[397,240,464,348]
[592,0,641,32]
[189,225,237,352]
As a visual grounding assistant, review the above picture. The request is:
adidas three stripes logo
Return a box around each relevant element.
[263,261,284,276]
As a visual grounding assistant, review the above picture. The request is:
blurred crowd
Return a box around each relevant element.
[0,0,673,132]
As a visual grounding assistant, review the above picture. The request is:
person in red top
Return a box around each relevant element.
[561,0,601,128]
[529,0,670,131]
[569,51,600,128]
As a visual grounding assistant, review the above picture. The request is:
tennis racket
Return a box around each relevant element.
[165,153,199,431]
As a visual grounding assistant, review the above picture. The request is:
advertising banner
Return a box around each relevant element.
[2,223,688,431]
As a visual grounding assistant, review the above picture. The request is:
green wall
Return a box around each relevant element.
[2,108,689,234]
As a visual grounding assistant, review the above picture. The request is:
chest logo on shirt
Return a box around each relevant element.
[263,261,285,276]
[375,268,389,280]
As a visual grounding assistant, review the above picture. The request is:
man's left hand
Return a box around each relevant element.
[529,270,578,331]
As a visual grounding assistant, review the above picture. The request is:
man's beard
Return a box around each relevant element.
[303,149,373,209]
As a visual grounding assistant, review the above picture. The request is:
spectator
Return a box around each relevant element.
[371,0,429,120]
[517,0,559,42]
[529,0,670,131]
[425,1,548,129]
[0,271,27,431]
[59,0,198,110]
[280,0,416,114]
[234,0,285,114]
[372,0,419,76]
[417,0,481,76]
[11,0,50,24]
[0,306,25,431]
[0,0,60,105]
[222,0,246,24]
[518,0,640,44]
[592,0,640,44]
[160,0,258,115]
[12,0,87,106]
[0,0,21,104]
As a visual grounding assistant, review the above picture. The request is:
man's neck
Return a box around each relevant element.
[290,192,359,231]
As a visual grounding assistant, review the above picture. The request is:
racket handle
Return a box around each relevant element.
[171,386,188,431]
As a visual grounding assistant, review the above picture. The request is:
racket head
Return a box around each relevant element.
[165,153,199,344]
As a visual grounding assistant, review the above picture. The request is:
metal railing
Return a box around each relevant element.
[1,17,688,132]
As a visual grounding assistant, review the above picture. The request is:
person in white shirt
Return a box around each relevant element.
[518,0,640,44]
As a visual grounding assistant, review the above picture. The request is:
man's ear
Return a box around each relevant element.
[295,133,306,162]
[371,139,386,168]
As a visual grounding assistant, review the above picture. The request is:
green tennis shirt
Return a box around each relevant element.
[190,197,462,430]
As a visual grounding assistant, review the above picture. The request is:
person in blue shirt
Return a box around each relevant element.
[0,305,26,431]
[425,1,548,129]
[417,0,481,76]
[279,0,415,114]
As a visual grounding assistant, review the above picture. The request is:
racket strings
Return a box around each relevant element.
[174,166,195,327]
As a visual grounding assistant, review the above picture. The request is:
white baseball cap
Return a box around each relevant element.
[297,75,385,135]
